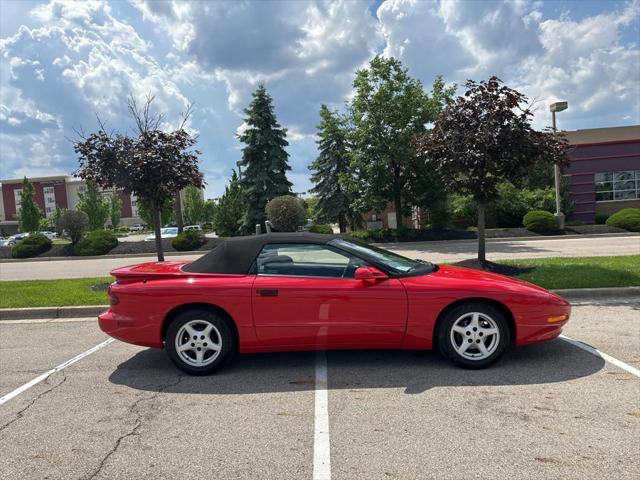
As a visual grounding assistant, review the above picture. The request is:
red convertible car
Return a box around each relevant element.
[99,233,570,375]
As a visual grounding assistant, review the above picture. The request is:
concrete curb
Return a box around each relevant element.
[0,305,108,321]
[1,287,638,321]
[0,250,203,263]
[552,286,640,301]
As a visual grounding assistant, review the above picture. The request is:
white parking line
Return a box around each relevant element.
[0,338,114,406]
[560,335,640,378]
[313,350,331,480]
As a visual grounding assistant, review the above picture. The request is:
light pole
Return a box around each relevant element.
[550,101,568,230]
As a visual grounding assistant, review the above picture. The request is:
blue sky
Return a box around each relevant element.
[1,0,638,198]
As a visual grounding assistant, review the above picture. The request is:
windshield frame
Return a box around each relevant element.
[328,238,436,277]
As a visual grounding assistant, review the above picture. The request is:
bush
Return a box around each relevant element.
[74,229,118,256]
[606,208,640,232]
[172,230,206,251]
[523,210,559,233]
[11,233,52,258]
[309,224,333,234]
[265,195,307,232]
[59,210,89,244]
[595,213,610,225]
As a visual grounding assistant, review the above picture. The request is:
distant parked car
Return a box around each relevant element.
[144,227,178,241]
[129,224,146,232]
[184,225,203,232]
[0,239,10,247]
[7,232,29,246]
[39,231,57,240]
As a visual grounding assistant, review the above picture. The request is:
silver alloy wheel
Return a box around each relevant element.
[174,320,222,367]
[449,312,500,360]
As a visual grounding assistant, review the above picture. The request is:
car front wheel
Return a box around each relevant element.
[165,310,235,375]
[438,302,510,369]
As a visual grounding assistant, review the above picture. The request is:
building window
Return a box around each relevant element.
[14,189,22,210]
[595,170,640,202]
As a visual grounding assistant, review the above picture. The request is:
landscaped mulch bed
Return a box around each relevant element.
[0,237,223,260]
[453,259,533,276]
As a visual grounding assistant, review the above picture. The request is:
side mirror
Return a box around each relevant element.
[354,266,388,282]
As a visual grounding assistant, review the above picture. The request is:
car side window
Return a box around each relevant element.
[256,243,367,278]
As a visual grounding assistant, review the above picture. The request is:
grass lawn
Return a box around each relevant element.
[0,277,111,309]
[52,238,71,245]
[502,255,640,290]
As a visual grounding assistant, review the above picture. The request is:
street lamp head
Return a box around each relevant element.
[550,101,568,113]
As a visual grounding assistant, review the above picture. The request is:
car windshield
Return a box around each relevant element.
[330,238,429,274]
[161,228,178,235]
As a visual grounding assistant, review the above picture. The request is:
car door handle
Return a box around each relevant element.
[256,289,279,297]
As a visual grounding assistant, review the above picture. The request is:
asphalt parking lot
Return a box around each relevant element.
[1,300,639,479]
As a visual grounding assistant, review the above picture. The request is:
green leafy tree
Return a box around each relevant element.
[137,197,175,228]
[78,181,109,231]
[265,195,306,232]
[183,185,206,225]
[74,95,203,261]
[52,207,65,235]
[238,85,292,232]
[350,57,453,229]
[309,105,354,233]
[203,199,217,225]
[213,170,245,237]
[16,177,42,232]
[58,210,89,244]
[109,191,123,229]
[417,76,567,263]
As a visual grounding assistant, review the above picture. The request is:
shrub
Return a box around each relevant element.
[309,224,333,234]
[606,208,640,232]
[265,195,306,232]
[11,233,52,258]
[59,210,89,244]
[595,213,610,225]
[74,229,118,256]
[523,210,559,233]
[172,230,206,251]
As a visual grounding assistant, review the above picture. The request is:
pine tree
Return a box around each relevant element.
[214,170,245,237]
[17,177,42,232]
[237,85,292,232]
[309,105,353,233]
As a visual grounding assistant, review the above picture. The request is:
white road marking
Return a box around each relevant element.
[560,335,640,378]
[0,338,114,406]
[313,350,331,480]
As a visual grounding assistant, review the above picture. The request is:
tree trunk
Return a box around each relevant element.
[477,200,486,265]
[338,214,347,233]
[394,194,403,230]
[174,191,184,233]
[153,201,165,262]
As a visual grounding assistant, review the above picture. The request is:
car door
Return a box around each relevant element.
[251,243,408,347]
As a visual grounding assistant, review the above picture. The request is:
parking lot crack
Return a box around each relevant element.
[0,371,67,433]
[85,374,183,479]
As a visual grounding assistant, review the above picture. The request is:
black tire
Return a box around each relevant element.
[437,302,510,369]
[165,309,236,375]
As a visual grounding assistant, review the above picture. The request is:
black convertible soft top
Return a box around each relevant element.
[182,232,341,275]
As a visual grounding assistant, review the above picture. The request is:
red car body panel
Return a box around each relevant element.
[98,260,570,353]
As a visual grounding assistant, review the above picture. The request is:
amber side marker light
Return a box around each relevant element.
[547,314,568,323]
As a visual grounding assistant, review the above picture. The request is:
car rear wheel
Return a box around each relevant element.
[165,310,235,375]
[437,302,510,369]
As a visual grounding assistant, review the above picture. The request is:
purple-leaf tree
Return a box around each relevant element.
[74,96,203,261]
[416,76,568,264]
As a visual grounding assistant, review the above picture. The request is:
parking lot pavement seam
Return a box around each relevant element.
[0,370,67,433]
[84,374,184,480]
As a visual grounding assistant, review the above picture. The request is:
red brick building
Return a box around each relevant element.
[0,175,140,235]
[564,125,640,223]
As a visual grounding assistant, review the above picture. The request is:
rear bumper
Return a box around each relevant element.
[98,309,163,348]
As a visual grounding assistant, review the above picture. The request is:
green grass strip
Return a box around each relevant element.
[0,277,112,309]
[503,255,640,290]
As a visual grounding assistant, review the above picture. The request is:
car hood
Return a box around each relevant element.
[410,264,555,297]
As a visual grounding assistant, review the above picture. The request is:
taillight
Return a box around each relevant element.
[108,286,119,306]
